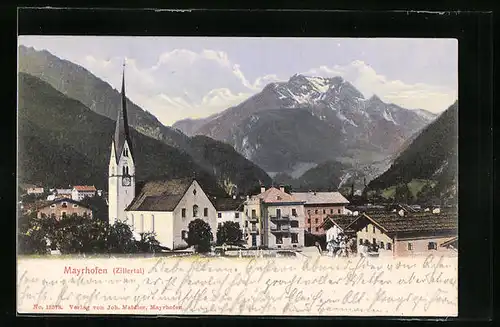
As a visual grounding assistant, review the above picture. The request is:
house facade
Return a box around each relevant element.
[72,185,97,201]
[245,187,305,249]
[125,179,219,250]
[37,198,93,220]
[291,191,350,235]
[215,197,245,233]
[320,215,356,242]
[27,187,44,195]
[345,211,458,257]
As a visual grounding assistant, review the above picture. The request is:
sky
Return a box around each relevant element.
[18,36,458,126]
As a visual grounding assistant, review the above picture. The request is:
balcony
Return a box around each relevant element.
[269,214,290,221]
[270,225,291,234]
[247,215,259,222]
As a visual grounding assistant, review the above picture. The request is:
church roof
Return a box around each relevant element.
[114,64,133,163]
[126,177,193,212]
[126,177,224,212]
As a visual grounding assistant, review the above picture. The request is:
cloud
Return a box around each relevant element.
[305,60,457,112]
[74,51,455,126]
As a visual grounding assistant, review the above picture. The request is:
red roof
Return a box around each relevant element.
[73,185,97,192]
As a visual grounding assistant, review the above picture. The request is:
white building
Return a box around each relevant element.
[214,197,245,232]
[125,178,219,250]
[108,66,136,224]
[71,185,97,201]
[27,187,44,195]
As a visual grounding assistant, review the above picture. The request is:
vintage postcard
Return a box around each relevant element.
[16,36,458,316]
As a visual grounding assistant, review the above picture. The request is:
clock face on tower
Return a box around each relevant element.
[122,176,131,186]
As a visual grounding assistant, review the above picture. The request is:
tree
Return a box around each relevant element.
[107,220,138,253]
[18,214,51,255]
[187,219,213,253]
[394,183,413,204]
[53,214,108,254]
[216,221,243,246]
[81,195,108,223]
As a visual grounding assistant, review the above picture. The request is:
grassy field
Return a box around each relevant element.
[380,179,436,199]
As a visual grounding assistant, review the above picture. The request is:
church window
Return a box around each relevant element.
[131,214,134,227]
[235,212,240,219]
[140,214,144,233]
[181,208,186,218]
[181,230,188,240]
[204,208,208,217]
[193,205,199,217]
[217,212,222,218]
[151,215,155,232]
[122,166,129,175]
[123,148,128,157]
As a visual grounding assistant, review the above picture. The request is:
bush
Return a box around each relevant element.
[187,219,213,253]
[136,232,162,253]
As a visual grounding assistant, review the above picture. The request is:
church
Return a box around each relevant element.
[108,66,220,250]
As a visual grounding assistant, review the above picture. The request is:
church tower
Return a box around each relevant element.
[108,63,135,224]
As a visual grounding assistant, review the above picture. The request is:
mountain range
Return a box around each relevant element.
[173,74,437,181]
[18,46,271,194]
[368,101,458,204]
[18,45,456,197]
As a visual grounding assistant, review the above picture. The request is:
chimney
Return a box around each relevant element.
[398,209,405,217]
[279,185,285,192]
[246,195,250,201]
[260,186,266,193]
[232,194,236,200]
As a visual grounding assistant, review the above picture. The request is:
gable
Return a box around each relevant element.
[173,180,216,212]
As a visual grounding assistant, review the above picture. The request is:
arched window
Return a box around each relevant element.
[193,205,199,217]
[131,214,134,227]
[122,166,129,175]
[151,215,155,232]
[140,214,144,233]
[123,148,128,157]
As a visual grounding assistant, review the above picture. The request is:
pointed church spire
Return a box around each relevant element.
[114,59,133,162]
